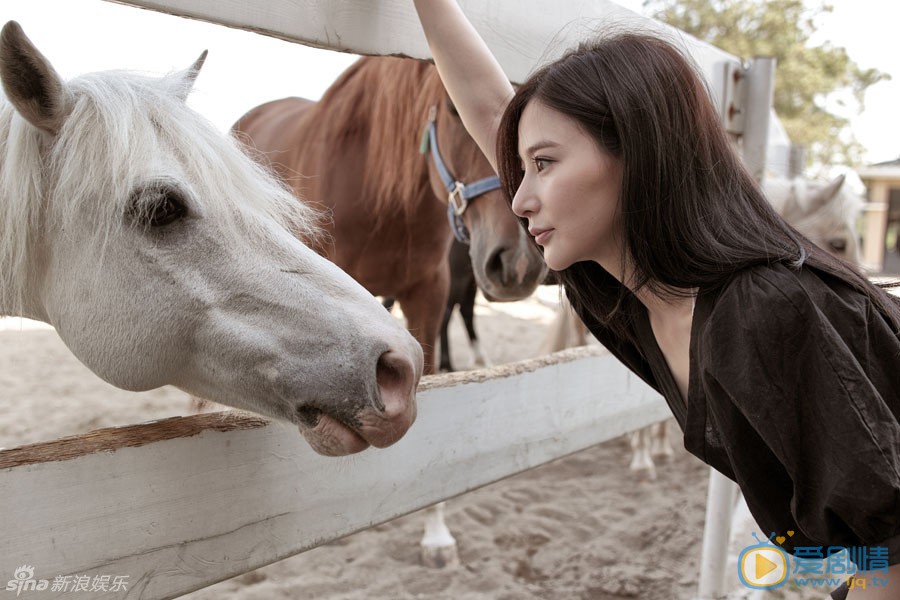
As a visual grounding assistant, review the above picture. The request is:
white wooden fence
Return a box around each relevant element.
[2,2,775,598]
[2,348,668,599]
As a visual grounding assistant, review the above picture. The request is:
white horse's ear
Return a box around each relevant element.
[806,173,846,212]
[0,21,71,135]
[821,174,846,201]
[173,50,207,102]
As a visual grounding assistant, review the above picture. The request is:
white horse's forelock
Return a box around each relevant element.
[0,67,324,314]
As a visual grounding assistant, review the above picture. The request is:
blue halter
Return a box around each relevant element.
[420,106,501,244]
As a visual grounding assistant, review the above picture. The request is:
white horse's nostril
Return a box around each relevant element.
[375,349,416,411]
[295,405,321,427]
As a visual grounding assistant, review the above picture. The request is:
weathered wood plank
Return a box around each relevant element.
[0,347,668,600]
[0,412,268,469]
[106,0,740,94]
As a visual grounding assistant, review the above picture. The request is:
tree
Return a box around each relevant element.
[644,0,889,170]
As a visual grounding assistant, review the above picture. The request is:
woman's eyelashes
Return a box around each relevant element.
[520,156,553,174]
[533,157,551,172]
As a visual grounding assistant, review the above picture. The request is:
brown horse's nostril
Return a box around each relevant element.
[485,246,511,287]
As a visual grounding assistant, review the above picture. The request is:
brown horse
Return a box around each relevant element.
[232,56,546,373]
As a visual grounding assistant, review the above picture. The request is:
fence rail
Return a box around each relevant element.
[108,0,739,91]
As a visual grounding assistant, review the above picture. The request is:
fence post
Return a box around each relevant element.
[695,55,776,600]
[741,56,777,183]
[696,469,740,599]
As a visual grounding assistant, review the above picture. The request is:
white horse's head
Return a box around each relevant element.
[0,21,423,456]
[764,174,864,265]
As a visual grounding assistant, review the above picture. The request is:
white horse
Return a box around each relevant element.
[765,173,862,264]
[542,174,864,478]
[0,21,423,457]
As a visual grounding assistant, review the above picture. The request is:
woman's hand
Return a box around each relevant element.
[845,563,900,599]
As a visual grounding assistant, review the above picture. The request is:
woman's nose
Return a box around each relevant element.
[511,184,538,218]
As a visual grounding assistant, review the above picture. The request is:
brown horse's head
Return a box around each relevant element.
[426,93,547,301]
[231,56,547,375]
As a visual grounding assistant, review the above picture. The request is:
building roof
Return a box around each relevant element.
[857,157,900,180]
[873,157,900,167]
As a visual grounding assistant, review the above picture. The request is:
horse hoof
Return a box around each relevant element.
[651,448,674,460]
[420,541,460,568]
[629,465,657,482]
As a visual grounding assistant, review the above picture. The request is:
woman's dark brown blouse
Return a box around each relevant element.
[577,262,900,564]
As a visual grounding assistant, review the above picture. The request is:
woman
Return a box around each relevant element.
[411,1,900,598]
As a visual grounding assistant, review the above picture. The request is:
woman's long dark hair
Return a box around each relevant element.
[496,32,900,338]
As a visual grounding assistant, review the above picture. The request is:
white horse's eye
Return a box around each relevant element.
[128,185,189,229]
[829,238,847,252]
[148,193,187,227]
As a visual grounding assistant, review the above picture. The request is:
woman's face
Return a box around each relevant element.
[512,100,624,273]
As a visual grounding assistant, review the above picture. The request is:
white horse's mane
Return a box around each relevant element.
[0,67,322,313]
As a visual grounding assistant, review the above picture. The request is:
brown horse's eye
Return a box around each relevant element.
[148,193,186,227]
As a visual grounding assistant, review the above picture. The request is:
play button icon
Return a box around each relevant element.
[756,553,778,578]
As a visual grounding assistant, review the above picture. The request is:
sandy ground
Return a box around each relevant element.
[1,290,832,600]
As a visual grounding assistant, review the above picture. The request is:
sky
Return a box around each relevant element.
[2,0,898,165]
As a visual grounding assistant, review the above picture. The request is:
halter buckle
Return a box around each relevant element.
[448,182,468,216]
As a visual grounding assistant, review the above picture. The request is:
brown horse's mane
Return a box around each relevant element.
[305,56,445,218]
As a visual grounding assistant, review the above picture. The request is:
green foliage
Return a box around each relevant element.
[644,0,889,169]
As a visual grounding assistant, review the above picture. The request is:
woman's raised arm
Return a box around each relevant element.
[412,0,515,171]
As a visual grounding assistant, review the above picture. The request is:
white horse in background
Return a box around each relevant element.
[0,21,423,457]
[542,174,865,479]
[765,173,862,263]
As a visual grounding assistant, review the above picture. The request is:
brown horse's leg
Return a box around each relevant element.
[397,269,450,376]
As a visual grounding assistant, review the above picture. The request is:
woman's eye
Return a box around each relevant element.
[533,157,550,172]
[148,193,186,227]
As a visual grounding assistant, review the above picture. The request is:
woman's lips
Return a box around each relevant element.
[529,227,553,245]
